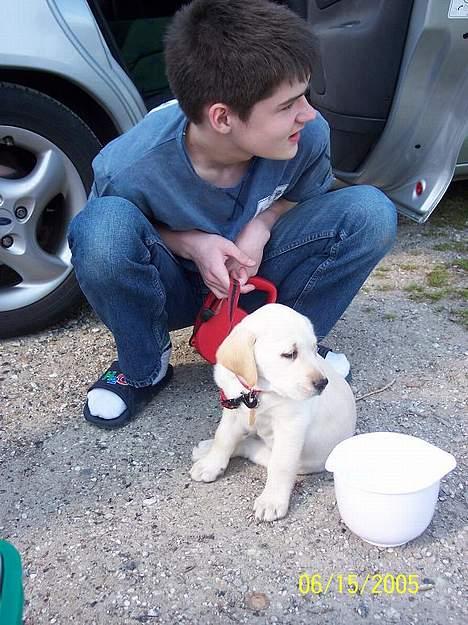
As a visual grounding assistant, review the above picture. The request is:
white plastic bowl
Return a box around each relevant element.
[325,432,456,547]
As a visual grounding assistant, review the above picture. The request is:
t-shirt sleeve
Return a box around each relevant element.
[88,152,155,219]
[283,113,333,203]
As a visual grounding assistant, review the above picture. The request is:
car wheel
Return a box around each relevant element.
[0,83,102,338]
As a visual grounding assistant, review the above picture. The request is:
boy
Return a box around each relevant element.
[68,0,396,429]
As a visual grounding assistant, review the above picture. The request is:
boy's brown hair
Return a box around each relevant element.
[165,0,316,124]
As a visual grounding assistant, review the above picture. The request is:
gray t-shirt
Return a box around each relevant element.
[90,100,333,241]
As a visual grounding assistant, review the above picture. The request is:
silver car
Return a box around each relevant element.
[1,0,467,337]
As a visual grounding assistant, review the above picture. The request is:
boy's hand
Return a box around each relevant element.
[159,228,255,298]
[226,218,271,286]
[192,233,257,298]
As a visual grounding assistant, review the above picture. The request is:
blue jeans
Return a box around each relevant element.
[68,186,396,386]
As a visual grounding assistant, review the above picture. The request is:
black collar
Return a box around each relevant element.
[220,388,261,410]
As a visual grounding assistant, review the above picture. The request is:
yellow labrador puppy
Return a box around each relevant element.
[190,303,356,521]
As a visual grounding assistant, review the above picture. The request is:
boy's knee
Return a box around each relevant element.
[365,186,397,253]
[68,197,148,273]
[345,185,397,254]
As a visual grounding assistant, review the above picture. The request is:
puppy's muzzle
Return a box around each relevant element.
[313,377,328,394]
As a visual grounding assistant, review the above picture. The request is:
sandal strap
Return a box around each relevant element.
[317,345,332,358]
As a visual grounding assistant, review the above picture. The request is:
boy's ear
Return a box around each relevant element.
[216,325,257,388]
[207,103,232,134]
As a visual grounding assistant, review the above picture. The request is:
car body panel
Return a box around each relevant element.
[0,0,146,133]
[327,0,468,222]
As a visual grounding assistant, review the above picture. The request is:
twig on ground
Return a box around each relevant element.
[356,378,396,402]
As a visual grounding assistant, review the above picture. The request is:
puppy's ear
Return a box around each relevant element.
[216,325,257,388]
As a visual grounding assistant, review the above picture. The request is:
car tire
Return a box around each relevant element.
[0,82,102,338]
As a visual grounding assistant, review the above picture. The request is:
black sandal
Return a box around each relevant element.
[84,361,174,429]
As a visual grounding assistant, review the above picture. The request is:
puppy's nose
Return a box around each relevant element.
[314,377,328,394]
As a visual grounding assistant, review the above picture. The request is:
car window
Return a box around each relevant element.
[89,1,190,109]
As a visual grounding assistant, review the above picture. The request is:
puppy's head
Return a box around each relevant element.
[215,304,328,400]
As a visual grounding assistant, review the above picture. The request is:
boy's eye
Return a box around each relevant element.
[281,349,298,360]
[282,102,294,110]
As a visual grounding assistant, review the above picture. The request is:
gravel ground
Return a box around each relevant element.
[1,184,467,624]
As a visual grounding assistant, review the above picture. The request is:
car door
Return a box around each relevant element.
[305,0,468,222]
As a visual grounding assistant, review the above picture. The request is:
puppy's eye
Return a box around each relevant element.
[282,349,298,360]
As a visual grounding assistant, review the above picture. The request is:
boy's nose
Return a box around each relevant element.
[297,98,317,123]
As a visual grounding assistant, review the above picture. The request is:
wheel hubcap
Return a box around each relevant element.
[0,126,87,312]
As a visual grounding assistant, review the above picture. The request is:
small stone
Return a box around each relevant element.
[357,602,369,618]
[122,560,137,571]
[245,592,270,611]
[419,577,435,591]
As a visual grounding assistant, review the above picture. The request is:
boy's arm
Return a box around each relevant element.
[226,198,297,284]
[158,227,256,298]
[255,197,297,231]
[158,198,295,296]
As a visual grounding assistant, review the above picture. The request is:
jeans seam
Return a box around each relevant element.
[292,229,346,309]
[263,229,337,262]
[138,240,171,383]
[145,237,179,258]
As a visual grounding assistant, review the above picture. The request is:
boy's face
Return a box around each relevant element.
[230,78,317,160]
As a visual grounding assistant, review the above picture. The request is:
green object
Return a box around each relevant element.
[0,541,24,625]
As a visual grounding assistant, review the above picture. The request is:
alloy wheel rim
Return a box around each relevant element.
[0,126,86,312]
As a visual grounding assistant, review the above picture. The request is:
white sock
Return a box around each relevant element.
[87,345,172,420]
[87,389,127,420]
[323,351,350,379]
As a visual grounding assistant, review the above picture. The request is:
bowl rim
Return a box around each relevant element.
[326,431,457,494]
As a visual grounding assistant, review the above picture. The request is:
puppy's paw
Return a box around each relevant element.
[254,491,289,522]
[190,455,226,483]
[192,439,214,462]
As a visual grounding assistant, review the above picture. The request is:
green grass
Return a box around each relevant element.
[427,266,450,287]
[374,266,391,274]
[403,274,466,302]
[433,241,468,253]
[404,282,423,293]
[404,283,427,301]
[399,263,419,271]
[451,258,468,272]
[383,185,467,331]
[405,287,449,302]
[428,181,468,230]
[454,288,468,301]
[453,308,468,329]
